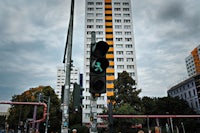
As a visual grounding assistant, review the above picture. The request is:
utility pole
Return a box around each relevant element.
[62,0,74,132]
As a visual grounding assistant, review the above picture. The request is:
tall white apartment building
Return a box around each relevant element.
[185,45,200,77]
[56,66,80,99]
[83,0,138,125]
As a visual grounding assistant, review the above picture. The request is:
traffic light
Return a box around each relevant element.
[90,41,109,94]
[73,83,84,111]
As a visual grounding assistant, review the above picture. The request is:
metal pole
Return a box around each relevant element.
[170,117,174,133]
[62,0,74,132]
[90,95,98,133]
[89,32,98,133]
[147,117,150,132]
[32,105,37,132]
[181,122,185,133]
[108,102,113,133]
[45,97,50,133]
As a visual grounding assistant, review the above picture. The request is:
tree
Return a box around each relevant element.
[111,71,143,132]
[141,96,199,132]
[7,86,62,133]
[113,71,142,111]
[0,115,6,130]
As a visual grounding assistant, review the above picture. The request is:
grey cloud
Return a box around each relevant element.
[157,1,185,22]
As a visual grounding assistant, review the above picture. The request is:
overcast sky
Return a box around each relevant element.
[0,0,200,111]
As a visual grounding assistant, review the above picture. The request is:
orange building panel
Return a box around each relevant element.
[106,41,113,45]
[105,10,112,14]
[108,47,114,52]
[106,75,115,80]
[105,28,113,32]
[106,54,114,58]
[106,68,114,73]
[106,83,114,89]
[106,34,113,38]
[105,0,112,2]
[107,91,114,97]
[105,16,112,20]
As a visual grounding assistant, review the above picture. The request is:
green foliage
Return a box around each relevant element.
[108,71,199,132]
[113,71,142,110]
[114,103,135,114]
[0,115,6,129]
[7,86,62,133]
[110,71,143,132]
[141,96,199,132]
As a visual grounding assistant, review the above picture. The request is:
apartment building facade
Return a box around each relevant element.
[56,66,80,99]
[83,0,138,125]
[185,45,200,77]
[167,74,200,113]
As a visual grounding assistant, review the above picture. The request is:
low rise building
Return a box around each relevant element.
[167,74,200,113]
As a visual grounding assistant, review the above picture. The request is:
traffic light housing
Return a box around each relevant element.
[90,41,109,94]
[73,83,84,111]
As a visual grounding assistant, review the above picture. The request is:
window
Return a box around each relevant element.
[114,8,121,11]
[96,31,103,35]
[125,31,131,35]
[88,8,94,11]
[115,25,122,29]
[116,51,123,55]
[88,2,94,5]
[87,13,94,17]
[117,65,124,69]
[127,58,134,62]
[123,8,129,11]
[114,2,120,6]
[115,19,121,23]
[124,13,130,17]
[126,51,133,55]
[96,19,103,23]
[116,38,123,41]
[129,72,135,77]
[125,44,133,48]
[96,25,103,29]
[123,2,129,6]
[87,25,94,29]
[116,31,122,35]
[96,2,102,5]
[87,19,94,23]
[127,65,134,69]
[124,25,131,29]
[125,38,132,41]
[114,13,121,17]
[124,19,131,23]
[117,58,124,62]
[96,13,103,17]
[116,44,123,48]
[96,8,103,11]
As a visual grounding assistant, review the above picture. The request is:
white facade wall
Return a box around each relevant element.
[168,78,200,113]
[186,54,196,77]
[185,45,200,77]
[56,66,80,99]
[83,0,138,124]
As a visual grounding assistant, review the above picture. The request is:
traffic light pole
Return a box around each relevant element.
[90,95,98,133]
[89,32,98,133]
